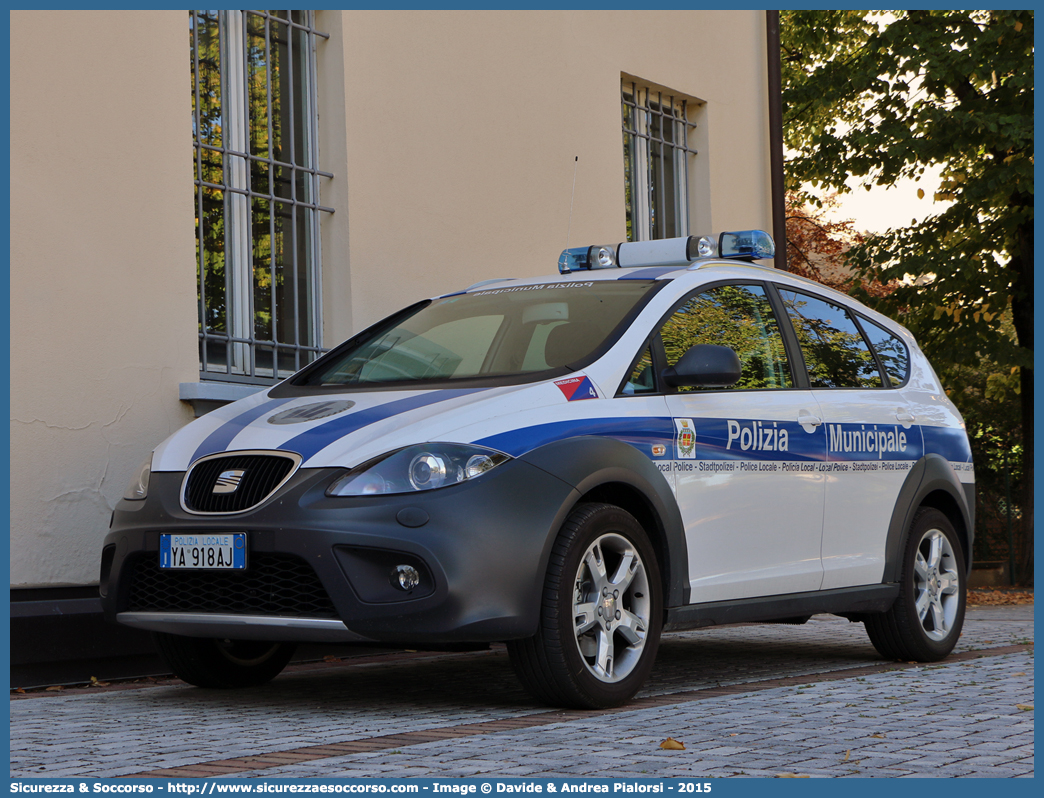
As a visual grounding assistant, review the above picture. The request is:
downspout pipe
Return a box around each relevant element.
[766,10,787,271]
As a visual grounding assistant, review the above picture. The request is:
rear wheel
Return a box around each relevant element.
[508,502,662,709]
[154,633,296,688]
[865,507,966,661]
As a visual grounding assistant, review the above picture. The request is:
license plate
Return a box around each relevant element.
[160,533,246,570]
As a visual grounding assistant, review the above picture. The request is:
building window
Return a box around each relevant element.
[191,10,332,383]
[621,80,698,242]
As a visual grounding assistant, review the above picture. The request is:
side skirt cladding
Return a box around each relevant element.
[664,585,900,631]
[518,436,689,608]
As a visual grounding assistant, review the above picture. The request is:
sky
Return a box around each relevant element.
[805,11,954,238]
[822,164,953,236]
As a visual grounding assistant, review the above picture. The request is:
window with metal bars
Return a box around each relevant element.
[191,10,333,384]
[622,80,698,242]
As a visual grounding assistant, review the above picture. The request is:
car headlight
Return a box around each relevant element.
[326,443,511,497]
[123,454,153,501]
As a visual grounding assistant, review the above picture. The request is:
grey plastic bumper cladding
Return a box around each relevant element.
[116,612,371,643]
[102,458,580,644]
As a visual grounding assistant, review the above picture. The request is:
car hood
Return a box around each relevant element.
[151,375,615,472]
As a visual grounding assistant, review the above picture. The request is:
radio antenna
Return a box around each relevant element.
[565,156,578,248]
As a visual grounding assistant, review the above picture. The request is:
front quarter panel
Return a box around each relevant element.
[515,435,689,608]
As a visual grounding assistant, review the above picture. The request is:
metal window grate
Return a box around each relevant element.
[191,10,333,385]
[622,81,698,242]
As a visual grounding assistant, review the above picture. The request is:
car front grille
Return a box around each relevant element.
[183,453,298,514]
[126,552,338,618]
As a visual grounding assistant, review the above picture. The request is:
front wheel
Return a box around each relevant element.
[154,633,296,688]
[508,503,663,709]
[865,507,966,661]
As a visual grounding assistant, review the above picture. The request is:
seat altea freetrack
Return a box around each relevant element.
[100,230,974,709]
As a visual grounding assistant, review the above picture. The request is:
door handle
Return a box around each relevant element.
[797,412,822,431]
[896,411,915,427]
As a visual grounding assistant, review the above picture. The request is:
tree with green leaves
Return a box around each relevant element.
[781,10,1033,581]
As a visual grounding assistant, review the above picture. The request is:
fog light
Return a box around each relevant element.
[392,564,421,591]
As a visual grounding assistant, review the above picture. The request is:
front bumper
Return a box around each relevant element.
[100,459,578,644]
[115,612,365,643]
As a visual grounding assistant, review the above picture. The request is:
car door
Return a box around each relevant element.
[656,282,826,604]
[775,288,922,590]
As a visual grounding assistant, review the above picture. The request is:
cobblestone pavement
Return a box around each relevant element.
[10,605,1033,779]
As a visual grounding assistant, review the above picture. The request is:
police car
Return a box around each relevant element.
[100,230,974,709]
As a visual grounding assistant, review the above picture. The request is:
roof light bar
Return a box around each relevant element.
[557,230,774,273]
[557,245,619,274]
[718,230,775,261]
[617,237,693,268]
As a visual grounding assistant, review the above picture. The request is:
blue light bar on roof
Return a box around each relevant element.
[558,230,775,273]
[719,230,775,260]
[557,245,619,274]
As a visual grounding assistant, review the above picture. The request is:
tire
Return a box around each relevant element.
[508,502,663,709]
[153,633,296,688]
[865,507,966,661]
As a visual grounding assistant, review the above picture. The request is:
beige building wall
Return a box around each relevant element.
[327,10,774,341]
[9,11,199,586]
[9,9,773,588]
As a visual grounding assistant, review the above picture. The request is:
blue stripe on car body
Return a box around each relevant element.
[920,425,974,463]
[479,416,961,467]
[190,396,294,463]
[280,388,489,461]
[481,416,827,462]
[478,417,676,459]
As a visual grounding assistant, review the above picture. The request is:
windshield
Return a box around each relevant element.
[297,280,661,387]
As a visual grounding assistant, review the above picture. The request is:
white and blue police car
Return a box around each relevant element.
[100,230,975,708]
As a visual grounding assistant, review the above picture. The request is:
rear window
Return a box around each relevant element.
[778,289,882,389]
[299,281,660,387]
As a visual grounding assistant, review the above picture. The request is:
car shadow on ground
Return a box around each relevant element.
[137,622,888,714]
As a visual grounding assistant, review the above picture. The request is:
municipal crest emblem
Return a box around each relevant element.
[674,418,696,459]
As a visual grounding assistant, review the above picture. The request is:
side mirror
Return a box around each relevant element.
[662,344,741,389]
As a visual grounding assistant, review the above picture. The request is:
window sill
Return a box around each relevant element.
[179,382,265,417]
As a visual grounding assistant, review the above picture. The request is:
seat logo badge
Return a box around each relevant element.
[213,469,246,494]
[674,418,696,459]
